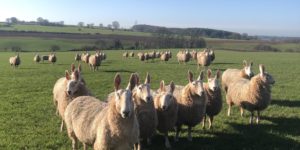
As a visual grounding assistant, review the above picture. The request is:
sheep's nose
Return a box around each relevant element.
[162,105,167,110]
[200,91,205,96]
[146,96,152,102]
[122,111,129,117]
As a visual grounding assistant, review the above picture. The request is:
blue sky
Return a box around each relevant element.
[1,0,300,37]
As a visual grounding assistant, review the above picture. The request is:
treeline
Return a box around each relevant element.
[5,17,64,26]
[132,24,256,40]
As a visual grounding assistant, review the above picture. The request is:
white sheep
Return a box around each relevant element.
[154,80,178,148]
[64,73,139,150]
[222,60,254,116]
[226,64,275,124]
[132,73,157,150]
[9,54,21,68]
[52,65,91,132]
[202,69,222,129]
[173,71,207,141]
[33,54,41,63]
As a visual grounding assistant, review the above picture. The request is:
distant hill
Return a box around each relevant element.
[132,24,253,40]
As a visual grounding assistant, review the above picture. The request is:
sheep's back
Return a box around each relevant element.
[65,96,107,145]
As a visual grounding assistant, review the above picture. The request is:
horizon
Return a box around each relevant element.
[1,0,300,37]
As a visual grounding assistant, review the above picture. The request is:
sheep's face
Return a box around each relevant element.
[262,73,275,85]
[115,89,134,118]
[207,69,221,91]
[66,79,80,96]
[136,84,152,103]
[208,77,220,91]
[157,92,174,111]
[189,80,205,97]
[243,61,254,78]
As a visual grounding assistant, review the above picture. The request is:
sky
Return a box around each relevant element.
[1,0,300,37]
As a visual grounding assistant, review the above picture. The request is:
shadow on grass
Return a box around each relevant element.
[213,62,237,65]
[149,116,300,149]
[271,99,300,108]
[104,69,134,73]
[20,67,38,70]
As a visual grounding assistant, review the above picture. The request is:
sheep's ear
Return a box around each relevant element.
[169,81,175,94]
[135,73,140,85]
[127,73,136,91]
[250,61,253,67]
[160,80,166,92]
[243,60,247,67]
[188,70,193,82]
[144,72,150,84]
[198,71,204,81]
[71,63,75,72]
[207,69,212,78]
[114,73,121,91]
[259,64,265,77]
[74,70,79,81]
[216,70,221,79]
[78,64,82,72]
[65,70,70,80]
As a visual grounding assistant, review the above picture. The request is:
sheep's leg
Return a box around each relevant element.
[164,132,171,148]
[83,143,87,150]
[174,125,181,142]
[227,104,231,116]
[187,126,193,141]
[60,120,64,132]
[249,112,254,124]
[202,115,206,129]
[240,107,244,117]
[208,116,214,129]
[256,111,260,124]
[68,130,78,150]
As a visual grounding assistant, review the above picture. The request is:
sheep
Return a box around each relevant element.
[144,53,150,61]
[208,49,215,62]
[156,51,161,58]
[160,52,170,62]
[74,53,81,62]
[137,52,145,61]
[167,50,172,58]
[49,53,57,64]
[132,73,157,150]
[81,52,90,64]
[53,67,91,132]
[64,73,139,150]
[9,54,21,68]
[41,55,49,62]
[88,52,102,71]
[70,63,86,84]
[222,60,254,93]
[226,64,275,124]
[100,52,106,60]
[154,80,178,148]
[191,50,197,60]
[173,71,207,141]
[33,53,41,63]
[130,51,135,57]
[196,49,211,70]
[123,51,129,58]
[202,69,222,129]
[176,50,191,64]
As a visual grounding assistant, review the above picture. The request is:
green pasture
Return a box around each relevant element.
[0,50,299,149]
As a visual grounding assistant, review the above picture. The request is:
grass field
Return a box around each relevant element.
[0,50,300,149]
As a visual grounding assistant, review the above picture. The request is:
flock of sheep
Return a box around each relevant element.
[8,49,275,150]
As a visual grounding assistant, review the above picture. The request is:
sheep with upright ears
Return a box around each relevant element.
[173,71,207,141]
[70,63,86,84]
[74,53,81,62]
[81,52,90,64]
[9,54,21,68]
[123,51,129,58]
[160,52,170,62]
[89,52,102,71]
[130,51,135,57]
[202,69,222,129]
[33,54,41,63]
[154,80,178,148]
[64,73,139,150]
[177,50,191,64]
[132,73,157,150]
[226,64,275,124]
[52,65,91,132]
[137,52,145,61]
[49,53,57,64]
[196,49,211,70]
[222,60,254,94]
